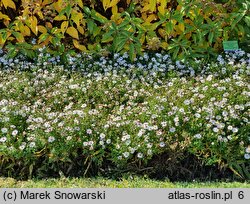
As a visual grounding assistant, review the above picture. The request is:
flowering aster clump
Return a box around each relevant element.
[0,49,249,179]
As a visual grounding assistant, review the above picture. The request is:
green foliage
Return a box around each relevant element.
[102,12,143,60]
[0,0,249,60]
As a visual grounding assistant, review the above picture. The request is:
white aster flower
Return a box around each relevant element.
[123,152,130,158]
[244,154,250,160]
[232,128,238,133]
[184,100,190,105]
[194,134,202,139]
[100,133,106,139]
[213,127,219,133]
[159,142,165,147]
[29,142,36,148]
[1,128,8,133]
[81,103,87,108]
[169,127,176,133]
[137,153,143,158]
[86,129,92,134]
[147,143,153,148]
[19,145,25,150]
[161,121,167,127]
[66,136,72,141]
[129,147,135,154]
[195,113,201,118]
[11,129,18,136]
[147,149,152,155]
[0,137,7,143]
[48,136,55,143]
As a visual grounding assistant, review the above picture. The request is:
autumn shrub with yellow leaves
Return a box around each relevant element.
[0,0,249,60]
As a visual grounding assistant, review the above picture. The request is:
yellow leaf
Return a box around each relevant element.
[54,15,67,21]
[13,32,24,43]
[184,19,193,25]
[53,0,63,13]
[149,0,156,12]
[112,5,118,16]
[0,12,10,21]
[158,0,168,15]
[19,24,31,36]
[145,14,157,23]
[185,33,191,40]
[24,26,31,36]
[77,26,85,35]
[66,26,79,39]
[61,21,69,33]
[7,31,11,38]
[109,0,119,8]
[158,6,165,16]
[38,25,47,34]
[0,35,4,46]
[161,42,169,49]
[18,23,26,35]
[177,23,185,32]
[8,36,14,41]
[46,22,53,29]
[73,39,86,51]
[124,43,129,50]
[142,4,150,12]
[176,5,182,11]
[76,0,83,9]
[103,0,119,10]
[4,20,9,27]
[42,0,53,6]
[141,13,147,21]
[127,0,131,4]
[0,32,9,45]
[94,12,108,23]
[189,10,196,20]
[103,0,110,10]
[28,16,38,35]
[22,8,30,17]
[158,28,166,38]
[2,0,16,10]
[139,34,145,44]
[42,35,52,46]
[36,11,44,20]
[171,19,177,25]
[111,13,121,22]
[71,11,83,27]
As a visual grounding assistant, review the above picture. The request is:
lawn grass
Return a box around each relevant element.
[0,177,249,188]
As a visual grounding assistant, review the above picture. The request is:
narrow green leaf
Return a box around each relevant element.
[65,4,72,18]
[102,32,113,43]
[83,6,91,16]
[244,16,250,26]
[87,19,94,34]
[114,36,127,52]
[129,43,135,61]
[208,32,214,44]
[173,47,180,59]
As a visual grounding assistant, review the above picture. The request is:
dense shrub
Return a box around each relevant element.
[0,0,249,60]
[0,50,249,180]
